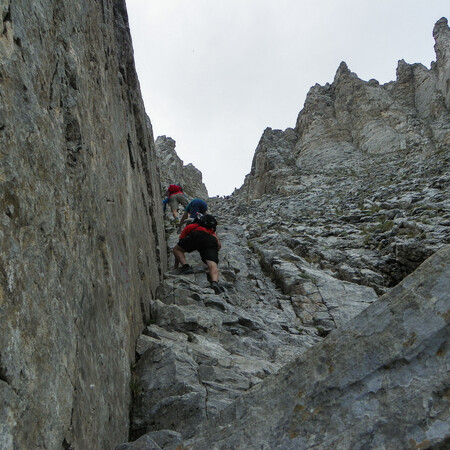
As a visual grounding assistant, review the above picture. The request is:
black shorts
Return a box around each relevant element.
[177,231,219,264]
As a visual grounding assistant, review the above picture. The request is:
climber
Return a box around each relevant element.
[162,196,169,212]
[178,198,208,230]
[164,184,188,221]
[173,214,225,294]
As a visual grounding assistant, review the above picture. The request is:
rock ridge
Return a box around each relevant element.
[155,135,209,200]
[238,17,450,201]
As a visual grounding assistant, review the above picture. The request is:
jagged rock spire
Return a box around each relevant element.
[155,135,209,200]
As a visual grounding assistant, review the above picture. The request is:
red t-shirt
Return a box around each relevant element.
[167,184,183,196]
[180,223,216,239]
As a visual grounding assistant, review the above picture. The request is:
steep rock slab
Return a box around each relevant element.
[127,219,322,442]
[122,209,397,447]
[434,17,450,110]
[181,244,450,450]
[0,1,166,449]
[254,242,378,332]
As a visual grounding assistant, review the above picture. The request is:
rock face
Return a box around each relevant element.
[0,1,166,449]
[233,18,450,296]
[1,1,449,449]
[155,135,209,200]
[120,18,450,450]
[125,211,378,445]
[239,18,450,201]
[182,244,450,449]
[123,201,449,450]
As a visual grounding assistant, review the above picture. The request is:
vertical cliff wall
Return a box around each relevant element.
[0,1,166,448]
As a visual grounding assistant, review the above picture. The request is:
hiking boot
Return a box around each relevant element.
[210,281,225,294]
[179,264,194,274]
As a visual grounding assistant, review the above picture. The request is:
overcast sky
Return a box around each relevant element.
[125,0,448,197]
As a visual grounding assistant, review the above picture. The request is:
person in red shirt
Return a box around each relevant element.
[164,184,188,220]
[173,214,225,293]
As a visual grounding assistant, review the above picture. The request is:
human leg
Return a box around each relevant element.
[168,196,179,218]
[173,244,187,269]
[205,259,219,282]
[174,236,198,273]
[179,194,189,208]
[171,194,189,219]
[204,259,224,293]
[199,239,224,292]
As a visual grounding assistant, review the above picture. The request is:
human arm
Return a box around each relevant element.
[178,210,189,229]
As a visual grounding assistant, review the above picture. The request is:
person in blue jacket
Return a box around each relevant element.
[179,198,208,229]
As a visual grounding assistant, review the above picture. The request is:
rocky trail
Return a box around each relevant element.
[118,186,449,450]
[128,209,326,445]
[122,150,449,448]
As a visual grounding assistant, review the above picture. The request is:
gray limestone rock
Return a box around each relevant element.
[125,212,391,444]
[0,1,166,448]
[155,135,209,200]
[180,244,450,450]
[127,217,332,442]
[2,2,449,449]
[121,17,450,450]
[238,18,450,202]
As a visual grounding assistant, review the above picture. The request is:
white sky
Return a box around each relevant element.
[125,0,448,197]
